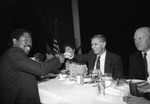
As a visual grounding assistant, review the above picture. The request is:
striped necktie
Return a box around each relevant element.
[96,56,100,69]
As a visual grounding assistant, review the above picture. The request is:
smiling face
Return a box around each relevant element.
[134,28,150,52]
[13,32,32,54]
[91,37,106,55]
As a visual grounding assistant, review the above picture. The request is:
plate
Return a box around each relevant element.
[84,78,94,84]
[126,79,145,83]
[84,78,92,82]
[126,79,148,87]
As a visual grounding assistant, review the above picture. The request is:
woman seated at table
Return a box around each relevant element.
[63,42,88,76]
[63,42,76,70]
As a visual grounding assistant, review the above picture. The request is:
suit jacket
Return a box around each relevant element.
[129,51,147,80]
[72,50,124,79]
[0,47,61,104]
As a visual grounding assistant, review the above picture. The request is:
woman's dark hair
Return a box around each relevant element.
[63,42,75,52]
[9,28,32,47]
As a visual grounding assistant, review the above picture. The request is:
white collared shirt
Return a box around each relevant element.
[144,50,150,83]
[94,51,106,74]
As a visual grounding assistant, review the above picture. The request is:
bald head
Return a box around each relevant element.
[134,27,150,52]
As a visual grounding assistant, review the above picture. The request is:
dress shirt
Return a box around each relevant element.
[144,50,150,82]
[94,50,106,74]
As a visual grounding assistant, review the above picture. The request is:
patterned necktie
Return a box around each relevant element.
[96,56,100,69]
[143,52,149,79]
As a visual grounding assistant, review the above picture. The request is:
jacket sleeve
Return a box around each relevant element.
[9,48,61,76]
[113,55,124,79]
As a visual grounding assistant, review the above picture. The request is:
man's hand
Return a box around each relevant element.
[64,52,74,59]
[55,53,65,63]
[46,53,54,60]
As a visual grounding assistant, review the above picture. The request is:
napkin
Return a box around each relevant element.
[105,85,129,97]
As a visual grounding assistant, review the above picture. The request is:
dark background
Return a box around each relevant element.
[0,0,150,77]
[0,0,74,55]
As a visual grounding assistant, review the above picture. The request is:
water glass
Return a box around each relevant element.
[101,73,113,88]
[91,69,100,83]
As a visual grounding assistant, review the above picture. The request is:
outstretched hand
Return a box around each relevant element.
[64,52,74,59]
[55,53,65,63]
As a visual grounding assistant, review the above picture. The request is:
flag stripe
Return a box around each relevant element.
[52,34,60,54]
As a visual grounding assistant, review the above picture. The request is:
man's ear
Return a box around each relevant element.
[73,49,75,53]
[13,38,17,45]
[103,42,106,48]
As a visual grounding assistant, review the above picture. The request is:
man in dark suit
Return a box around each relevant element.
[64,34,124,79]
[129,27,150,81]
[0,29,65,104]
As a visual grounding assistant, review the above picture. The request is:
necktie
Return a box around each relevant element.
[96,56,100,69]
[143,53,149,79]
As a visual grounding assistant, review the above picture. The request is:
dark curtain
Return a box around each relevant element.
[30,0,75,53]
[0,0,25,55]
[0,0,75,57]
[0,0,23,15]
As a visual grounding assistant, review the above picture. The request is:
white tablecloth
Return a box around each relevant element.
[38,78,128,104]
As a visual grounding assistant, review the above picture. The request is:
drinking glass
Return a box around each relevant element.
[101,73,113,88]
[91,69,100,83]
[60,69,68,78]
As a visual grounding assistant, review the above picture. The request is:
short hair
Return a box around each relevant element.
[147,27,150,34]
[9,28,32,47]
[137,27,150,35]
[91,34,107,42]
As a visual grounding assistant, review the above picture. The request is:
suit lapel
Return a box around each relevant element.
[91,54,97,70]
[104,51,111,73]
[138,52,144,63]
[137,51,145,68]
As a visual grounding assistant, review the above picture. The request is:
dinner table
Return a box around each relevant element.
[38,74,131,104]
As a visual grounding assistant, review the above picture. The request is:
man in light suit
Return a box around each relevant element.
[64,34,124,79]
[0,29,65,104]
[129,27,150,82]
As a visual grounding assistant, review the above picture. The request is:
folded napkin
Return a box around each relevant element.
[105,85,129,97]
[139,84,150,93]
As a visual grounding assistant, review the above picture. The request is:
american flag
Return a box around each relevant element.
[52,33,60,54]
[46,42,54,54]
[52,19,60,54]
